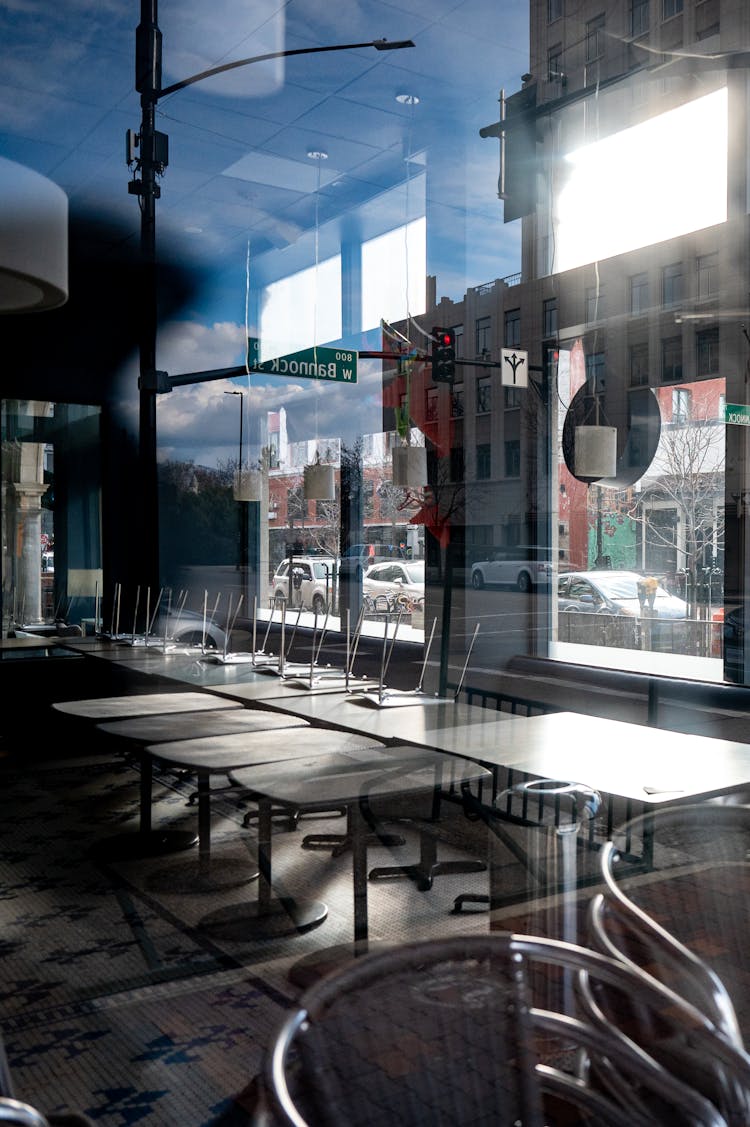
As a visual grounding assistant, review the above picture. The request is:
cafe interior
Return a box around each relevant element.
[2,0,750,1123]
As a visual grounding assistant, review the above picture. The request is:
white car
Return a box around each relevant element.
[272,556,337,613]
[471,547,553,593]
[363,560,425,612]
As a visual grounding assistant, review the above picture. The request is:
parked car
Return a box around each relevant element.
[557,571,687,619]
[151,608,228,649]
[271,556,337,613]
[339,542,407,582]
[471,546,554,593]
[363,560,425,611]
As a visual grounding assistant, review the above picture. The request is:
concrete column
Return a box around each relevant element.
[10,480,50,624]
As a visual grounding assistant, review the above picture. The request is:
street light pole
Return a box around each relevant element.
[128,0,413,594]
[224,389,247,572]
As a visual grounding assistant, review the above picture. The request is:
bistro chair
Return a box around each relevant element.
[580,803,750,1125]
[260,933,728,1127]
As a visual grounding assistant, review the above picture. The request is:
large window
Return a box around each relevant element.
[504,309,521,347]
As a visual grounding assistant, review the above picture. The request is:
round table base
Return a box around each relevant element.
[93,829,199,863]
[198,897,328,941]
[146,857,260,893]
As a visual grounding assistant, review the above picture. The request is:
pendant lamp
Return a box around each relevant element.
[392,444,428,487]
[574,425,617,479]
[0,157,68,313]
[303,460,336,500]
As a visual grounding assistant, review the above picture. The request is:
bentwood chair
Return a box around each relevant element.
[261,933,730,1127]
[581,804,750,1124]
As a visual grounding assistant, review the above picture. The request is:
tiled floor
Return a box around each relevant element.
[3,748,559,1125]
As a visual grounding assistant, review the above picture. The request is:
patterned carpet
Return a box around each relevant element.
[0,751,504,1125]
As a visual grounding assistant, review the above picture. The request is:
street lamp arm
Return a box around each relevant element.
[158,39,415,99]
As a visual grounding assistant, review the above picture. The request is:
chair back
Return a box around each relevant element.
[264,932,733,1126]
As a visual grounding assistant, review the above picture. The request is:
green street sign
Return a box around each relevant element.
[247,337,357,383]
[725,403,750,426]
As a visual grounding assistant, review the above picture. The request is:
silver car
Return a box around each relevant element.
[557,571,687,619]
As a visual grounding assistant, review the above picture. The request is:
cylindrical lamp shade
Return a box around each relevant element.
[303,463,336,500]
[575,426,617,479]
[392,445,428,487]
[234,469,263,502]
[0,157,68,313]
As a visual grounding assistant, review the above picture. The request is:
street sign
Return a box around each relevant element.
[725,403,750,426]
[501,347,528,387]
[247,337,357,383]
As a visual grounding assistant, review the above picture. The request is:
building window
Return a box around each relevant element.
[695,0,719,39]
[696,327,719,376]
[630,272,649,314]
[672,387,691,422]
[476,443,491,479]
[662,262,683,307]
[451,384,464,417]
[585,14,605,62]
[663,0,683,18]
[662,336,683,383]
[548,0,563,21]
[585,351,606,391]
[504,439,521,477]
[547,44,563,82]
[630,343,649,387]
[453,324,464,359]
[697,252,719,299]
[585,286,603,322]
[363,480,374,518]
[287,486,306,525]
[504,308,521,347]
[475,316,491,355]
[476,376,491,414]
[450,445,465,481]
[631,0,649,36]
[505,386,523,409]
[425,388,438,422]
[543,298,558,337]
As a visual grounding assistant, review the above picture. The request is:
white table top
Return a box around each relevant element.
[52,691,239,720]
[228,743,491,808]
[97,708,310,744]
[472,711,750,806]
[145,726,386,772]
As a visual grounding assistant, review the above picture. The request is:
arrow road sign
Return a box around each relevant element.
[501,347,528,387]
[247,338,358,383]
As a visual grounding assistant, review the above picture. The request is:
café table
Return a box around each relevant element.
[187,743,491,945]
[95,708,313,887]
[445,710,750,914]
[51,691,243,857]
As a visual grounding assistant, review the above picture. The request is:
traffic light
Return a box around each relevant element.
[432,326,456,383]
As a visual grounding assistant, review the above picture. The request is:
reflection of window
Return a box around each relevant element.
[672,387,691,422]
[363,480,374,517]
[585,351,606,391]
[663,0,683,18]
[548,0,562,21]
[451,385,464,417]
[695,0,719,39]
[361,217,426,329]
[630,272,649,314]
[476,377,491,413]
[630,343,649,386]
[450,445,464,481]
[505,387,522,409]
[425,388,438,422]
[631,0,649,35]
[662,262,683,306]
[696,327,719,376]
[476,444,491,479]
[543,298,557,337]
[453,325,464,358]
[585,287,603,322]
[504,308,521,347]
[504,439,521,477]
[697,252,719,299]
[662,336,683,382]
[287,486,306,524]
[548,44,563,81]
[475,316,491,355]
[585,14,605,61]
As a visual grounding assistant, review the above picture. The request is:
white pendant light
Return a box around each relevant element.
[392,445,428,487]
[0,157,68,313]
[234,468,263,502]
[303,461,336,500]
[575,425,617,479]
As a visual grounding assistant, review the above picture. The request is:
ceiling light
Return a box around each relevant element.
[396,93,419,105]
